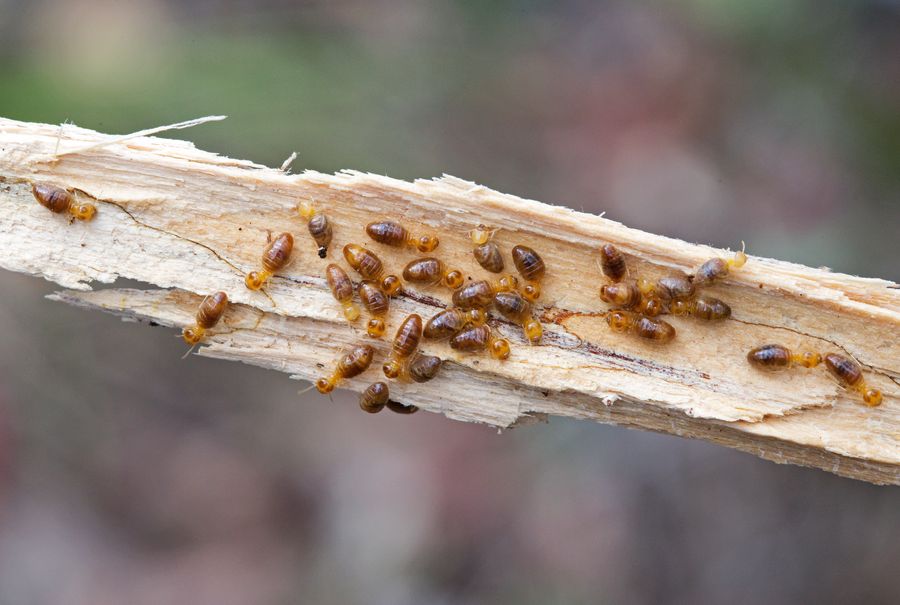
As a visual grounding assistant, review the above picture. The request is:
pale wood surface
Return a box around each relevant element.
[1,117,898,484]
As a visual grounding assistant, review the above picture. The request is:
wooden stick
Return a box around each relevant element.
[1,117,897,484]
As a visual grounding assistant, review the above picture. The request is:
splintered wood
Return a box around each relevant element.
[0,117,897,484]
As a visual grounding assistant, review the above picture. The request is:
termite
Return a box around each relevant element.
[598,244,627,282]
[358,280,390,338]
[297,201,333,258]
[669,296,731,320]
[423,308,486,340]
[450,325,511,360]
[359,382,418,413]
[692,243,747,287]
[402,258,464,289]
[492,291,543,344]
[470,225,504,273]
[360,381,390,413]
[451,275,519,309]
[32,183,96,221]
[245,232,294,290]
[365,220,439,253]
[511,245,545,302]
[343,244,402,295]
[325,264,360,322]
[824,353,883,407]
[383,314,423,379]
[316,344,375,394]
[182,291,228,345]
[747,344,822,370]
[409,354,442,383]
[599,282,664,317]
[605,310,676,343]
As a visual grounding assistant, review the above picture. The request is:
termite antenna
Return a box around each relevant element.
[297,383,317,396]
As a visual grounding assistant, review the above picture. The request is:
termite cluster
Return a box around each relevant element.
[31,181,885,411]
[307,218,552,413]
[595,242,882,407]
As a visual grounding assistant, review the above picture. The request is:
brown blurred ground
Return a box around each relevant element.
[0,1,898,604]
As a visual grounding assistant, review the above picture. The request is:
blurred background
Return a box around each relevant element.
[0,1,898,603]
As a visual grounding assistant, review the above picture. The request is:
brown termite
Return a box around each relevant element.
[450,325,511,360]
[325,264,360,322]
[669,296,731,320]
[409,354,443,383]
[470,225,504,273]
[343,243,402,295]
[492,291,543,344]
[386,401,419,414]
[316,344,375,394]
[402,258,464,289]
[245,232,294,290]
[692,243,748,287]
[365,220,439,253]
[182,291,228,345]
[423,308,486,340]
[383,314,423,379]
[511,245,546,302]
[360,381,390,413]
[599,281,664,317]
[824,353,883,407]
[747,344,822,370]
[358,280,390,338]
[32,183,96,221]
[297,201,333,258]
[605,310,676,343]
[598,244,627,283]
[359,382,418,414]
[650,276,696,302]
[451,275,519,309]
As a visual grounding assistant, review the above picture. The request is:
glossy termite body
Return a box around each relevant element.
[605,310,676,343]
[297,201,333,258]
[598,281,661,316]
[409,354,443,383]
[470,225,504,273]
[32,183,96,221]
[358,280,390,338]
[358,382,419,414]
[824,353,882,407]
[359,381,390,413]
[402,258,464,289]
[182,291,228,345]
[365,220,439,253]
[669,296,731,321]
[492,291,543,344]
[692,244,747,287]
[245,232,294,290]
[451,275,519,309]
[511,245,545,302]
[747,344,822,370]
[450,325,511,360]
[325,264,360,322]
[343,244,402,295]
[424,308,486,340]
[316,344,375,394]
[383,314,423,379]
[599,244,627,282]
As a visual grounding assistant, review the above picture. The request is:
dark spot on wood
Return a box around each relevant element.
[148,321,160,327]
[542,390,550,397]
[316,363,324,369]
